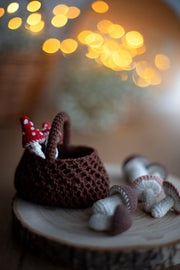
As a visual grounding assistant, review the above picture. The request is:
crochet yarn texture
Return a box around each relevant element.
[15,112,110,208]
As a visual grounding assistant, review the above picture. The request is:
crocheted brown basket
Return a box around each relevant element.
[14,112,110,208]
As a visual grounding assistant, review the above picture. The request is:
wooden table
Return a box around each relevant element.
[1,112,180,269]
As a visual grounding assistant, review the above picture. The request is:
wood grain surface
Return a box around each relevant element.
[12,165,180,270]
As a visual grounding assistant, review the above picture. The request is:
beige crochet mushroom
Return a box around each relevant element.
[151,181,180,218]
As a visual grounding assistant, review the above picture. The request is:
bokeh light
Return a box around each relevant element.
[91,1,109,13]
[51,14,68,28]
[97,20,112,33]
[132,73,149,87]
[27,13,41,26]
[7,2,19,13]
[42,38,60,54]
[8,17,22,30]
[125,31,144,48]
[112,49,132,67]
[60,39,78,54]
[0,8,5,18]
[27,1,41,12]
[86,48,100,59]
[108,24,125,39]
[155,54,170,70]
[135,61,161,85]
[29,20,44,33]
[78,30,93,44]
[53,4,69,15]
[85,33,104,48]
[66,7,80,19]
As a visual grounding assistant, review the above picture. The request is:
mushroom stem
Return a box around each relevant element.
[151,196,174,218]
[125,160,148,183]
[89,214,111,231]
[31,142,45,159]
[143,189,156,212]
[92,194,122,215]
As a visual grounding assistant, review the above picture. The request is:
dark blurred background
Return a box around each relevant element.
[1,0,180,180]
[1,0,180,268]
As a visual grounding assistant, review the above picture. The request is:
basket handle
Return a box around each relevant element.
[45,112,71,161]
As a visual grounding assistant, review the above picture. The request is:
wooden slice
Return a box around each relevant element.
[12,165,180,270]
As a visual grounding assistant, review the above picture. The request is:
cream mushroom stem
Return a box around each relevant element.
[31,142,45,159]
[151,196,174,218]
[89,213,112,231]
[143,189,157,212]
[125,160,148,183]
[92,194,122,215]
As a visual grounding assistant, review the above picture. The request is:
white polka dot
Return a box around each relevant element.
[23,119,28,125]
[30,127,34,130]
[32,132,36,136]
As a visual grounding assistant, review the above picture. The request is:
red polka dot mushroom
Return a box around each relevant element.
[42,121,51,142]
[20,116,45,159]
[42,121,63,159]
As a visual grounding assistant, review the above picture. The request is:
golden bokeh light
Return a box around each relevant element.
[136,61,151,78]
[53,4,69,15]
[27,13,41,26]
[155,54,170,70]
[66,7,80,19]
[8,17,22,30]
[0,8,5,18]
[51,14,68,28]
[101,54,120,70]
[29,20,44,33]
[86,48,100,59]
[132,73,149,88]
[125,31,144,48]
[78,30,93,44]
[27,1,41,12]
[103,40,120,52]
[145,68,162,85]
[42,38,60,54]
[97,19,112,33]
[108,24,125,39]
[7,2,19,13]
[91,1,109,13]
[135,61,161,85]
[112,49,132,67]
[85,33,104,48]
[60,39,78,54]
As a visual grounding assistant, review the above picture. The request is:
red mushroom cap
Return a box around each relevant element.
[42,121,51,137]
[42,121,62,144]
[20,116,45,148]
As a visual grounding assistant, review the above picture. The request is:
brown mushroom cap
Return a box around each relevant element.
[110,205,132,235]
[131,175,163,199]
[163,181,180,213]
[146,162,167,180]
[109,185,137,214]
